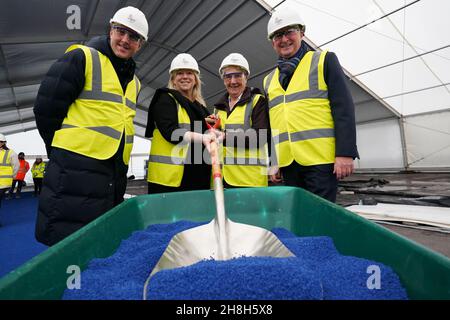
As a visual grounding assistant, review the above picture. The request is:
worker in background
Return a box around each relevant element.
[145,53,218,194]
[213,53,269,188]
[33,7,148,245]
[31,157,46,196]
[263,7,358,202]
[0,134,19,224]
[7,152,29,199]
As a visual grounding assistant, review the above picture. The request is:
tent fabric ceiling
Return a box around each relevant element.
[0,0,396,138]
[268,0,450,117]
[266,0,450,170]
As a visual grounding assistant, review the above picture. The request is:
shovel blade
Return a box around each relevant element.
[149,218,294,279]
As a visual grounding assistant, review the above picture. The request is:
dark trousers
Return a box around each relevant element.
[0,188,6,225]
[33,178,43,196]
[148,163,211,194]
[281,162,337,203]
[9,180,24,196]
[148,178,210,194]
[0,188,7,210]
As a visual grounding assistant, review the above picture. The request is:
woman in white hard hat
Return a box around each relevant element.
[0,134,19,223]
[213,53,270,188]
[145,53,217,193]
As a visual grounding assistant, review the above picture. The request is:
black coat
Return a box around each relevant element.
[34,36,136,246]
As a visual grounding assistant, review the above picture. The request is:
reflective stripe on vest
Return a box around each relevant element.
[147,93,191,187]
[0,150,13,186]
[0,150,11,166]
[224,157,268,166]
[60,123,134,144]
[264,51,335,167]
[51,45,140,165]
[215,94,268,187]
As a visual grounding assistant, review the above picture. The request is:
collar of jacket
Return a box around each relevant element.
[164,88,209,123]
[214,86,262,111]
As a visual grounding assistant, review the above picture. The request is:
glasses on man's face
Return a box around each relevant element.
[271,28,300,41]
[112,26,142,43]
[223,72,244,80]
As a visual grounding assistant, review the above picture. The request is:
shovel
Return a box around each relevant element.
[143,120,294,299]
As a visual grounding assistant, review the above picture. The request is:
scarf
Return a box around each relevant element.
[277,42,307,90]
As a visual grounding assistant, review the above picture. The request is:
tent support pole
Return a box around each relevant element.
[398,116,409,171]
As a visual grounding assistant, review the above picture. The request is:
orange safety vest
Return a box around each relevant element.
[15,159,29,181]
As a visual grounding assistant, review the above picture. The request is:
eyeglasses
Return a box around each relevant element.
[223,72,244,80]
[112,26,142,43]
[271,28,300,41]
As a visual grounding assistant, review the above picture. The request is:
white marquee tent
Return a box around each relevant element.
[0,0,449,171]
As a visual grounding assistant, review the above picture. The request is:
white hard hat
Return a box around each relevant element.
[219,53,250,76]
[267,6,305,40]
[169,53,200,74]
[110,6,149,41]
[0,133,6,142]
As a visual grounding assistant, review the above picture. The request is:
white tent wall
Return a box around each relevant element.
[354,109,450,171]
[355,119,405,170]
[266,0,450,172]
[403,109,450,170]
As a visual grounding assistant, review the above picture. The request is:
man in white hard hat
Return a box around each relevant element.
[213,53,270,188]
[264,6,358,202]
[0,133,19,225]
[33,7,148,245]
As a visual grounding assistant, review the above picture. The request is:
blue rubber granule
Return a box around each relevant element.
[146,257,323,300]
[62,221,408,300]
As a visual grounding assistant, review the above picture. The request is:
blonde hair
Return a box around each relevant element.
[168,71,206,106]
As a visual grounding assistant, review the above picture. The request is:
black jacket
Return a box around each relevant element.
[34,36,137,246]
[145,88,212,192]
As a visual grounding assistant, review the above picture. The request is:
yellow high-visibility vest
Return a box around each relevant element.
[263,50,335,167]
[0,149,13,187]
[215,94,268,187]
[32,162,46,178]
[52,44,140,165]
[147,93,191,187]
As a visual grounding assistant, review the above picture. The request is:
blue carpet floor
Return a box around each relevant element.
[0,192,47,278]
